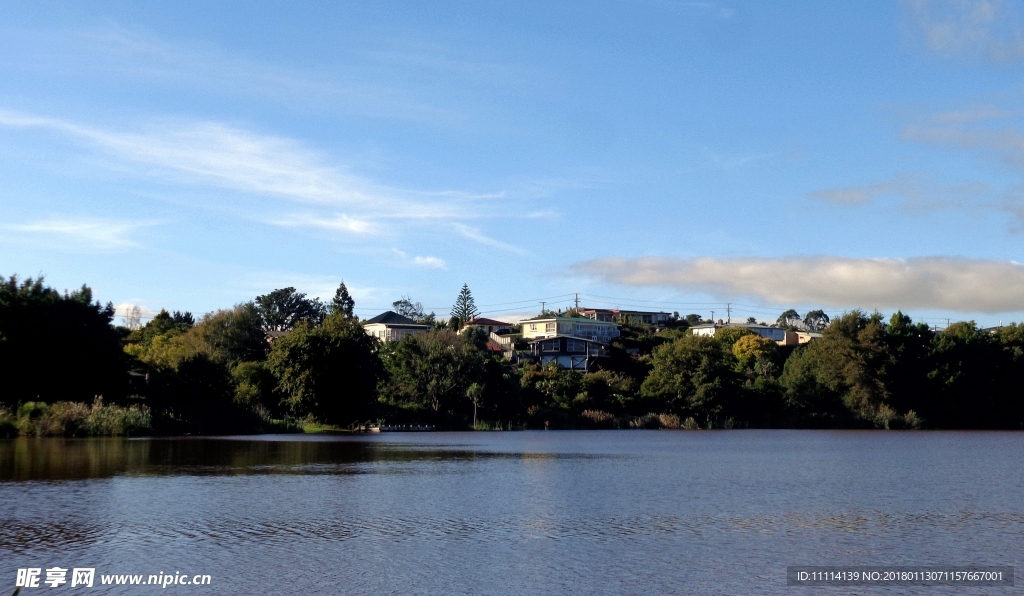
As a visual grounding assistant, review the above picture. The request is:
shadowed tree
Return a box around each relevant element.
[255,287,325,332]
[777,309,802,329]
[803,310,830,332]
[329,281,355,319]
[0,275,128,405]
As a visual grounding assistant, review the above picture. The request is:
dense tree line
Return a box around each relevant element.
[2,275,1024,434]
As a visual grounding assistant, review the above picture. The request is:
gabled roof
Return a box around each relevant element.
[521,315,613,323]
[467,317,511,327]
[363,311,427,326]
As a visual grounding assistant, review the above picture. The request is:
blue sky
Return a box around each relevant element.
[3,0,1024,326]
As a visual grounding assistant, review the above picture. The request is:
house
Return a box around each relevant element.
[519,315,620,343]
[526,336,608,371]
[362,311,430,342]
[465,317,512,334]
[690,322,799,346]
[579,308,670,327]
[514,315,619,370]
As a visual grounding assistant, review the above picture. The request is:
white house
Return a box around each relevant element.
[690,322,798,346]
[362,311,430,342]
[519,315,620,343]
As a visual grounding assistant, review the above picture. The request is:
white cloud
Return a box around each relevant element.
[902,0,1024,62]
[113,302,159,319]
[391,248,447,269]
[413,255,447,269]
[575,255,1024,313]
[452,223,527,254]
[268,213,377,235]
[2,216,153,251]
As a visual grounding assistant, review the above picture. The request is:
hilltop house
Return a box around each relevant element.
[690,322,799,346]
[520,315,620,343]
[516,315,619,371]
[465,317,512,334]
[362,311,430,342]
[579,308,670,327]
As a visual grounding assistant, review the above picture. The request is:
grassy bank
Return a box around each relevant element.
[0,398,152,438]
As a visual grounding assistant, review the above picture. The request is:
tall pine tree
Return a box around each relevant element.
[450,284,479,329]
[330,281,355,318]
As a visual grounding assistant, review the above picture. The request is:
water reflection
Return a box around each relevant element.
[0,432,1021,595]
[0,436,587,481]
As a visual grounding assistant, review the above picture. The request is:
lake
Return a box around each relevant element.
[1,431,1022,594]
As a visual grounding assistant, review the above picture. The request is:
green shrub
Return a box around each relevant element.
[9,398,152,437]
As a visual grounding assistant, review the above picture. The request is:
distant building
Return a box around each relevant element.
[520,315,620,343]
[465,317,512,334]
[362,311,430,342]
[579,308,670,327]
[526,336,608,371]
[514,315,618,370]
[690,322,799,346]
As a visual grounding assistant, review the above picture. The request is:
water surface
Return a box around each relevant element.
[1,431,1022,594]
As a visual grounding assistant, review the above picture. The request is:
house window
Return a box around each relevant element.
[567,340,586,353]
[545,323,555,333]
[529,324,537,332]
[542,340,559,352]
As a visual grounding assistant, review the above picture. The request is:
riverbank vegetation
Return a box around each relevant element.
[2,274,1023,435]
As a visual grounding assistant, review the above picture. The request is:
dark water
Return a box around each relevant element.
[1,431,1022,595]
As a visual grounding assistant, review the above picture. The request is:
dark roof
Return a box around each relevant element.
[363,311,426,326]
[467,317,511,327]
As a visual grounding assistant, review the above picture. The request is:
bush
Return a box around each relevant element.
[10,398,152,437]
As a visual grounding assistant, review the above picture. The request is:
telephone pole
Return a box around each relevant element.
[575,293,579,311]
[541,301,546,315]
[711,310,715,323]
[726,303,731,323]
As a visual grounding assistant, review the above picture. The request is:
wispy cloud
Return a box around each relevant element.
[452,223,527,255]
[576,255,1024,313]
[8,24,461,124]
[902,0,1024,62]
[903,122,1024,169]
[806,173,993,209]
[0,110,536,252]
[2,216,155,251]
[268,213,378,235]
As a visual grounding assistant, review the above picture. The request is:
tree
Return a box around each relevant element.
[329,281,355,318]
[733,334,777,371]
[123,305,143,330]
[0,275,129,406]
[803,310,830,332]
[379,329,486,414]
[172,311,195,326]
[392,295,436,325]
[777,309,802,328]
[450,284,479,329]
[267,314,382,424]
[254,287,325,332]
[779,310,892,427]
[640,334,742,425]
[746,317,757,324]
[684,313,704,326]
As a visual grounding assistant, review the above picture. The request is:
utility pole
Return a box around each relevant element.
[575,293,579,311]
[711,310,715,323]
[541,301,546,315]
[726,303,731,323]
